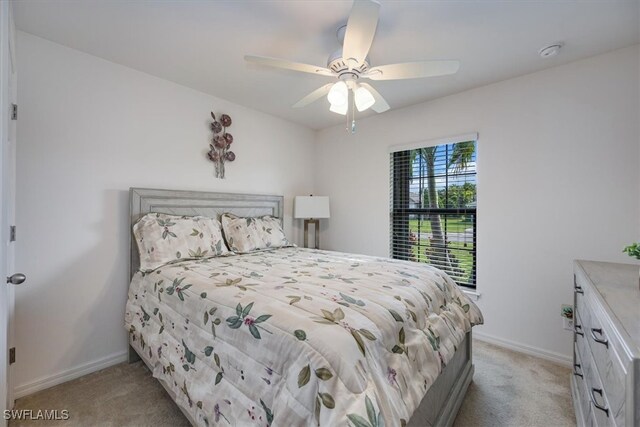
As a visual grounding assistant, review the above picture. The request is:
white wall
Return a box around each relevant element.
[315,45,640,363]
[14,32,315,394]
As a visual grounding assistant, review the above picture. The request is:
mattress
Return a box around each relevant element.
[125,247,483,426]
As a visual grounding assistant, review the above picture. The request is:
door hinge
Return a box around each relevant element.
[9,347,15,364]
[9,225,15,242]
[11,104,17,120]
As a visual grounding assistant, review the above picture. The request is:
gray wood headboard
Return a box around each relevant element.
[129,188,284,279]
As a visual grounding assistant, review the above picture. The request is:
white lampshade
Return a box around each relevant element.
[327,81,348,107]
[294,196,330,219]
[329,102,348,115]
[354,86,375,112]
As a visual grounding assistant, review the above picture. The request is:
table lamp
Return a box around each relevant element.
[294,195,330,249]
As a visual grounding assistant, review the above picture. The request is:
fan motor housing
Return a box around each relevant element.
[327,49,369,79]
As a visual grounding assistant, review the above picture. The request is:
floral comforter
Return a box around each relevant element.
[125,248,483,427]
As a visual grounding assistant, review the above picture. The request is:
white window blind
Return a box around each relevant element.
[390,138,477,288]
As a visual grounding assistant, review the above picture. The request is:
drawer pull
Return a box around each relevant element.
[590,388,609,417]
[574,285,584,294]
[573,363,583,378]
[574,324,584,337]
[590,328,609,348]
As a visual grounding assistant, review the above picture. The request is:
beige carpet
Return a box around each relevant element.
[453,341,574,427]
[10,340,575,427]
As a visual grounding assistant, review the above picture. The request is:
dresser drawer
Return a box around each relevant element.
[575,320,615,427]
[573,342,595,427]
[575,271,627,425]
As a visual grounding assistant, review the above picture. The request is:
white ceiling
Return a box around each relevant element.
[14,0,640,130]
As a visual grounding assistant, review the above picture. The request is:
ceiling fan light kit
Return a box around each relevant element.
[326,79,375,115]
[245,0,460,131]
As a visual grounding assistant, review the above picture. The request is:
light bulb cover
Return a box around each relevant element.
[327,81,348,106]
[329,102,348,115]
[354,86,375,112]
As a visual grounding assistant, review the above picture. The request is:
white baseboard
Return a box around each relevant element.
[14,350,128,399]
[473,331,572,367]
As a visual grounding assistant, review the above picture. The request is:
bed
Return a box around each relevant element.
[125,188,483,427]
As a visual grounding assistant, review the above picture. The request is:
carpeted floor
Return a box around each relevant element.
[453,341,574,427]
[10,340,575,427]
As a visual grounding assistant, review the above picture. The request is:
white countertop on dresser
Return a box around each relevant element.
[576,260,640,355]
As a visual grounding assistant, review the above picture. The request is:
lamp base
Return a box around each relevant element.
[303,219,320,249]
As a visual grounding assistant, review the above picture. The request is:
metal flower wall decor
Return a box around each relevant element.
[207,112,236,179]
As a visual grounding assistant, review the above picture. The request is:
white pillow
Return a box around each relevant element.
[133,213,231,271]
[221,213,293,253]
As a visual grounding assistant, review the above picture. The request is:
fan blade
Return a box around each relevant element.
[293,84,334,108]
[359,83,389,113]
[342,0,380,68]
[244,55,333,77]
[364,60,460,80]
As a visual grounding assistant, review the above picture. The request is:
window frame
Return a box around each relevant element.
[389,136,478,289]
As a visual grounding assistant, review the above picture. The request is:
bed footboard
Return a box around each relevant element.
[408,331,473,427]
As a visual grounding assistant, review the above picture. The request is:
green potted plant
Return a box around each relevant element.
[622,243,640,289]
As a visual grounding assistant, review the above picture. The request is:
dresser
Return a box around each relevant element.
[572,260,640,427]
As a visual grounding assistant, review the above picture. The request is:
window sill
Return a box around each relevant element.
[461,289,481,301]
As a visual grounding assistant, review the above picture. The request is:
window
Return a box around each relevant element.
[390,138,477,288]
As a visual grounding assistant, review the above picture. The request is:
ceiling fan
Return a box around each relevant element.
[245,0,460,122]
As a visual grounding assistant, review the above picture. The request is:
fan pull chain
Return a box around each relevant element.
[345,104,349,132]
[351,90,356,134]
